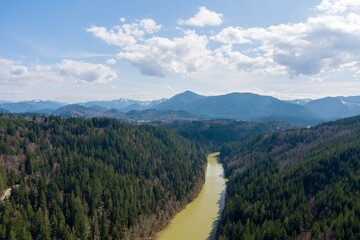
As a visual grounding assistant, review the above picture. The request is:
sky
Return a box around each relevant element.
[1,0,360,102]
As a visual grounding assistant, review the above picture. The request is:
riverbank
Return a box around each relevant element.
[157,152,226,240]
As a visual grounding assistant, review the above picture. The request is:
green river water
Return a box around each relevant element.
[158,152,227,240]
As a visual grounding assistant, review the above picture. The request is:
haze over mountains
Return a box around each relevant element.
[1,91,360,125]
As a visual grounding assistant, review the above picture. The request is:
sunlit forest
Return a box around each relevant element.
[0,115,206,239]
[218,116,360,239]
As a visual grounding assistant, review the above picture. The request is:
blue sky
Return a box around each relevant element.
[1,0,360,102]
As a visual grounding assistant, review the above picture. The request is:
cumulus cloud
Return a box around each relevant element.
[86,2,360,79]
[117,30,213,77]
[0,57,119,86]
[58,59,118,84]
[139,18,162,34]
[0,57,64,85]
[211,0,360,77]
[178,7,223,27]
[316,0,360,13]
[106,58,117,65]
[210,27,252,45]
[213,45,286,75]
[86,18,162,47]
[0,58,28,78]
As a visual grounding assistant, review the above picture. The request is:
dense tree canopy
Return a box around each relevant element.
[159,119,290,151]
[218,116,360,239]
[0,115,206,239]
[1,113,359,239]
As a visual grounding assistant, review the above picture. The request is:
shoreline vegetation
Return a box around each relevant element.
[0,114,359,239]
[158,152,226,240]
[218,116,360,239]
[0,115,207,239]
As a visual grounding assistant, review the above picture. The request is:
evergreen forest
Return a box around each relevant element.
[1,113,360,239]
[0,115,206,239]
[218,116,360,239]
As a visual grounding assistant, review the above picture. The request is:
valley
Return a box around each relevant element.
[0,113,359,239]
[158,152,226,240]
[3,1,360,239]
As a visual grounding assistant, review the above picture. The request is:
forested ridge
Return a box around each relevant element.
[1,113,359,240]
[218,116,360,239]
[159,119,290,151]
[0,115,206,239]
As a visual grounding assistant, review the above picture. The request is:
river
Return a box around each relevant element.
[158,152,226,240]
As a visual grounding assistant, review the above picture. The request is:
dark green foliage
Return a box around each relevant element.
[160,119,290,151]
[0,167,6,192]
[218,116,360,239]
[0,115,206,239]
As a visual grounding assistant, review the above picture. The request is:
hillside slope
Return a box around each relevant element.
[218,116,360,239]
[155,91,320,124]
[0,116,206,239]
[305,97,360,119]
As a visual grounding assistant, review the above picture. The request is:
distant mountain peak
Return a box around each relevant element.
[153,91,206,111]
[183,90,197,94]
[1,92,360,124]
[173,90,205,100]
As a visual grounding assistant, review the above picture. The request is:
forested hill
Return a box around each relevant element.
[0,115,206,239]
[218,116,360,239]
[158,119,291,151]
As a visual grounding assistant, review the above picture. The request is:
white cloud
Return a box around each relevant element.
[0,57,64,85]
[0,57,119,86]
[0,58,28,78]
[86,18,162,47]
[316,0,360,13]
[86,25,137,47]
[57,59,118,84]
[106,58,117,65]
[117,30,213,77]
[88,11,220,77]
[210,27,251,45]
[210,0,360,77]
[86,2,360,79]
[139,18,162,34]
[178,7,223,27]
[214,45,286,74]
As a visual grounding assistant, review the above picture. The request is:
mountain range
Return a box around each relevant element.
[154,91,318,124]
[80,98,167,111]
[0,100,65,113]
[1,91,360,124]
